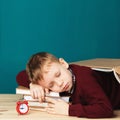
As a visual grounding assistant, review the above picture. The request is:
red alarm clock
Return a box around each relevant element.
[16,100,29,115]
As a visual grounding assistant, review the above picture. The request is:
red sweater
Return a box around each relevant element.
[68,64,120,118]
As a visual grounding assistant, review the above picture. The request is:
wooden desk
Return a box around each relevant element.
[0,94,120,120]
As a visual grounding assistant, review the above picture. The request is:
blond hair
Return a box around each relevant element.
[26,52,59,84]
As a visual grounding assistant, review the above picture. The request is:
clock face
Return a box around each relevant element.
[16,101,29,115]
[19,103,28,114]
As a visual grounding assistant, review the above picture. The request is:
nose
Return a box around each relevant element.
[55,79,63,87]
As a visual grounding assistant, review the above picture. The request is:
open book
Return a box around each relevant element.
[16,86,69,108]
[72,58,120,84]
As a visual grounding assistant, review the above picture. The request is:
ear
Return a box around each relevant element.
[59,58,69,68]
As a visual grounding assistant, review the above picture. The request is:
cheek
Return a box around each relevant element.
[38,81,48,88]
[63,70,72,81]
[50,86,61,92]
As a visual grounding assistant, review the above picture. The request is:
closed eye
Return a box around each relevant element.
[55,72,61,77]
[49,82,54,88]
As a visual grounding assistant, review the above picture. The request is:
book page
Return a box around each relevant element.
[72,58,120,69]
[92,68,113,72]
[113,70,120,84]
[114,66,120,75]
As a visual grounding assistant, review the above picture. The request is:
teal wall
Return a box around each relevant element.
[0,0,120,93]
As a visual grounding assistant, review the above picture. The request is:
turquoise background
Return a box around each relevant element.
[0,0,120,93]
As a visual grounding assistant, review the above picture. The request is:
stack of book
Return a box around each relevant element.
[16,86,70,110]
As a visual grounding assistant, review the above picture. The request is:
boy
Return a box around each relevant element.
[26,52,120,118]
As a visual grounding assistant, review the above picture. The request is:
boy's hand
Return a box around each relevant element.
[45,97,69,116]
[29,83,49,102]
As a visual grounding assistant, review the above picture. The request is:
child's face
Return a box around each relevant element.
[38,59,73,92]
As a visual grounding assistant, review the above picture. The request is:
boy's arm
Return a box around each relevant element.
[16,70,30,88]
[69,70,113,118]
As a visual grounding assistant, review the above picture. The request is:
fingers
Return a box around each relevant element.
[38,90,45,102]
[44,98,56,114]
[30,107,46,112]
[45,88,49,94]
[45,107,55,114]
[30,88,45,100]
[30,84,46,102]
